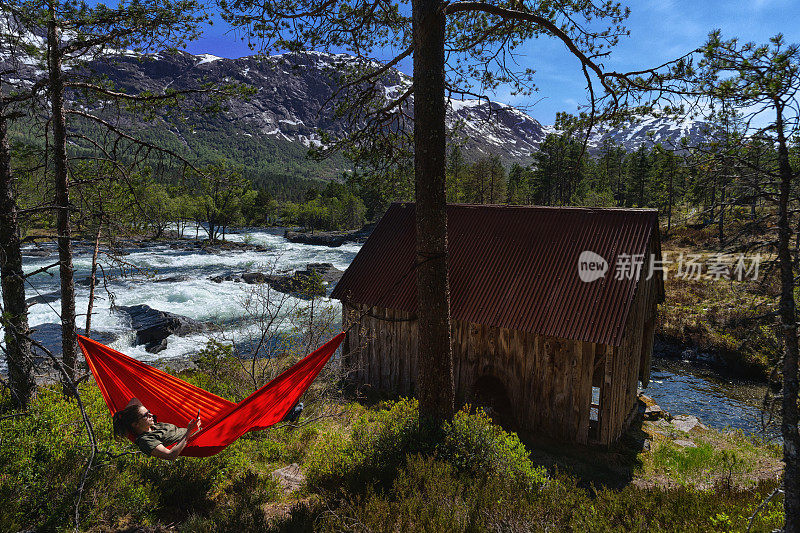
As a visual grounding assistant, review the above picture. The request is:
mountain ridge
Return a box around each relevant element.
[1,42,712,182]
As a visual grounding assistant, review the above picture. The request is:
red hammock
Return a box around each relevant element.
[78,332,345,457]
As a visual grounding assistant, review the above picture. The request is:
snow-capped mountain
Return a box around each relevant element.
[83,49,550,163]
[1,39,711,176]
[580,115,713,153]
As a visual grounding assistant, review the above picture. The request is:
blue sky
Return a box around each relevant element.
[153,1,800,125]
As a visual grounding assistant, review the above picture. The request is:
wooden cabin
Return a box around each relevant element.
[331,203,664,446]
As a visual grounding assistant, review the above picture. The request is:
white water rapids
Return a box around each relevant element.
[1,228,361,363]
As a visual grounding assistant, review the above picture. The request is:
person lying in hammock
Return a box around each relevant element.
[112,398,201,460]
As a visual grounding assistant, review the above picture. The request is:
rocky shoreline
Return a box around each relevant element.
[638,393,710,451]
[284,223,374,247]
[653,334,770,383]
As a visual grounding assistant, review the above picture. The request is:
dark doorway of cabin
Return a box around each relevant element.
[471,375,513,427]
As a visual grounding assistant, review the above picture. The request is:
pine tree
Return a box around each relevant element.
[222,0,676,425]
[694,32,800,531]
[11,0,212,384]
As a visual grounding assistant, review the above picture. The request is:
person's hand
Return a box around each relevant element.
[187,409,201,433]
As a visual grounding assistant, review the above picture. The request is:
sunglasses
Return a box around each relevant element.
[140,411,157,422]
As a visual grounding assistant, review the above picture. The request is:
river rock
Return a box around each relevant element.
[284,230,347,247]
[210,273,243,283]
[146,338,169,354]
[273,263,344,296]
[644,404,666,421]
[284,224,375,247]
[241,272,269,284]
[639,394,655,407]
[29,323,116,361]
[671,414,706,433]
[263,272,324,296]
[673,439,697,448]
[154,275,191,283]
[22,248,52,257]
[25,291,61,306]
[209,263,343,298]
[115,304,204,353]
[305,263,344,286]
[78,275,107,287]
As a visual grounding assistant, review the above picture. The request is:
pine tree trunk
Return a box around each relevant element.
[718,181,726,246]
[0,97,35,409]
[48,14,78,386]
[776,105,800,533]
[412,0,454,426]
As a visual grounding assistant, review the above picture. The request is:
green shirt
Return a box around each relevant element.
[135,422,188,456]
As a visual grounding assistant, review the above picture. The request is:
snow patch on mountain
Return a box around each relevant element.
[580,116,713,152]
[195,53,222,66]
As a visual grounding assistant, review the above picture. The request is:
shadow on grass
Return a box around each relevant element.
[515,416,650,491]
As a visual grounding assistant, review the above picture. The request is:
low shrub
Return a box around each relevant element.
[249,424,321,466]
[439,407,547,492]
[316,463,783,533]
[304,398,547,497]
[319,455,491,532]
[179,470,282,532]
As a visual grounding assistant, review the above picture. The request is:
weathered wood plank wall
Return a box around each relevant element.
[344,303,599,444]
[597,235,661,445]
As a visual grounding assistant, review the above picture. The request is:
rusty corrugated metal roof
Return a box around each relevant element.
[331,203,661,346]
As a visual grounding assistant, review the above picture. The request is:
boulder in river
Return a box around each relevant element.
[209,263,344,298]
[25,291,61,307]
[154,275,191,283]
[305,262,344,286]
[284,230,347,247]
[264,263,344,297]
[29,323,116,362]
[284,224,374,247]
[210,271,276,284]
[115,304,204,353]
[241,272,268,284]
[210,273,243,283]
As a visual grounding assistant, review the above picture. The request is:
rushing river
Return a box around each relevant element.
[646,359,779,441]
[0,227,780,438]
[3,228,360,362]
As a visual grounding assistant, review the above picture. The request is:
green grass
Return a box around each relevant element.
[636,423,782,491]
[0,364,786,532]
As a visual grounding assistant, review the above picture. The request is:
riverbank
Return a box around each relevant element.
[657,238,780,382]
[9,227,361,367]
